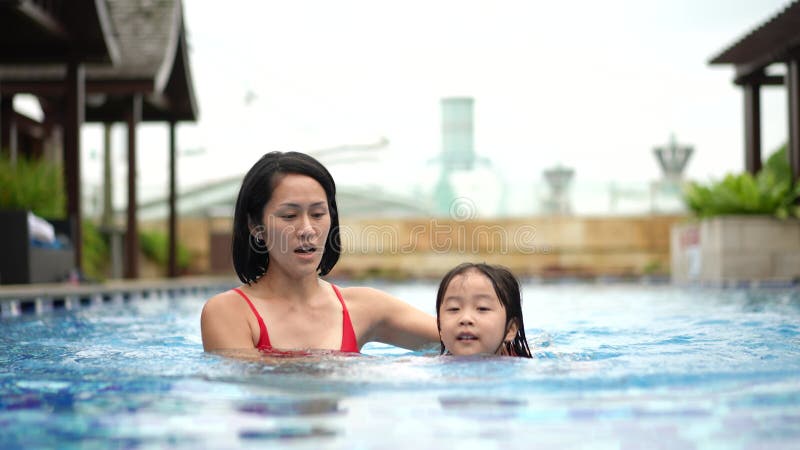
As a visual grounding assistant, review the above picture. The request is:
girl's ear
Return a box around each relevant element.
[504,319,519,342]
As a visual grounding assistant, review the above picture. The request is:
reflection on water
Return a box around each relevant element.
[237,397,343,417]
[439,395,528,421]
[239,425,338,441]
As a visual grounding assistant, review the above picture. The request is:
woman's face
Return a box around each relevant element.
[438,270,517,356]
[259,173,331,277]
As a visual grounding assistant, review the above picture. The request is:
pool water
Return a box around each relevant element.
[1,282,799,449]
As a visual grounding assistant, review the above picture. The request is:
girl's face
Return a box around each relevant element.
[438,270,518,356]
[258,173,330,278]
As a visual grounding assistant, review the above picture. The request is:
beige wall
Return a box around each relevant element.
[148,214,685,279]
[333,215,683,278]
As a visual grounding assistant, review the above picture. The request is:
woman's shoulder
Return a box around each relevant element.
[202,288,249,318]
[201,287,257,351]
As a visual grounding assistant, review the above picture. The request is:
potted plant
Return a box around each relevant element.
[671,145,800,284]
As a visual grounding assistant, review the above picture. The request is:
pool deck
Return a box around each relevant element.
[2,275,796,319]
[0,275,238,318]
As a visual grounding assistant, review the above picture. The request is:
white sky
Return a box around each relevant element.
[78,0,792,215]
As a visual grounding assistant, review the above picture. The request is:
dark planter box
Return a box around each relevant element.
[0,210,75,284]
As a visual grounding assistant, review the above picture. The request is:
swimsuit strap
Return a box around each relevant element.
[232,286,358,353]
[331,284,359,352]
[232,288,271,349]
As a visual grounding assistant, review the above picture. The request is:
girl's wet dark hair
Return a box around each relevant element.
[232,151,341,284]
[435,262,532,358]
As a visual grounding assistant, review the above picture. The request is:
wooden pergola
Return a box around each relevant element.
[710,0,800,180]
[0,0,198,279]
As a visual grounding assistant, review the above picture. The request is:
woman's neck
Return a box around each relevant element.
[251,270,324,305]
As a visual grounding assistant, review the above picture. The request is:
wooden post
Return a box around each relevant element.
[101,123,113,228]
[743,82,762,175]
[64,61,84,272]
[125,94,142,279]
[1,95,17,162]
[168,120,178,278]
[788,56,800,184]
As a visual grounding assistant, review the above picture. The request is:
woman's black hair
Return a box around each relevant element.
[435,262,532,358]
[232,151,341,284]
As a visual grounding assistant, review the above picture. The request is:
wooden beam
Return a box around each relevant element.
[0,81,63,97]
[168,121,178,278]
[85,80,155,96]
[0,79,154,97]
[743,83,762,175]
[125,94,142,279]
[733,35,800,83]
[64,61,84,273]
[735,62,775,84]
[16,0,70,41]
[734,74,785,86]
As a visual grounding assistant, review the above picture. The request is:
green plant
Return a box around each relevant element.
[0,154,65,218]
[764,143,791,181]
[82,220,109,281]
[1,154,112,280]
[683,145,800,219]
[642,259,664,275]
[139,229,191,271]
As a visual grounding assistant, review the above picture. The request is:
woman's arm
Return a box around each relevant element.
[200,292,257,352]
[345,287,439,350]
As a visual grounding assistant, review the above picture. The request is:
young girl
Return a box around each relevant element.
[436,263,532,357]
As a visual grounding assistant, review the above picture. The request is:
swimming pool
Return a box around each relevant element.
[1,281,799,449]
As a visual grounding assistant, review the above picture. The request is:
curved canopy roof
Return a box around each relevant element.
[0,0,197,122]
[710,0,800,82]
[0,0,119,64]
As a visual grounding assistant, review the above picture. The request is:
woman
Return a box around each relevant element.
[201,151,439,355]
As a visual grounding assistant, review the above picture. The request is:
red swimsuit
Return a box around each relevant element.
[232,284,359,353]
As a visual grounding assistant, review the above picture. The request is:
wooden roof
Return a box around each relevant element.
[0,0,198,122]
[0,0,119,64]
[709,0,800,82]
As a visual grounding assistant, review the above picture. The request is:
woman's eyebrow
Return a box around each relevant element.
[277,201,327,208]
